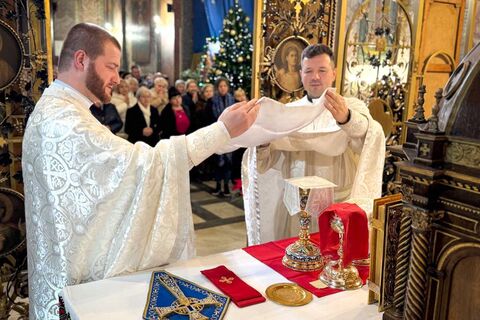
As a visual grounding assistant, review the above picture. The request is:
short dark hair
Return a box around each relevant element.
[301,44,335,67]
[168,86,181,100]
[58,23,121,72]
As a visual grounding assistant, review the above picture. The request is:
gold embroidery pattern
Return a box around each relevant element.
[219,276,234,284]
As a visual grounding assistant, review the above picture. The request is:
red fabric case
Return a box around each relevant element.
[201,265,266,307]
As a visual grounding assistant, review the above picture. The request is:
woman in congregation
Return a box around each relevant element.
[190,83,216,182]
[110,79,137,138]
[150,76,169,114]
[124,86,161,146]
[231,87,248,193]
[159,87,191,139]
[191,83,214,131]
[206,78,235,196]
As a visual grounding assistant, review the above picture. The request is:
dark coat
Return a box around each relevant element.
[181,92,195,118]
[211,93,235,119]
[205,93,235,125]
[191,97,211,130]
[90,103,123,134]
[124,103,161,146]
[159,103,191,139]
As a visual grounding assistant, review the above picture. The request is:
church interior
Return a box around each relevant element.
[1,0,479,319]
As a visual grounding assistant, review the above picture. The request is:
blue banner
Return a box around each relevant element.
[193,0,254,53]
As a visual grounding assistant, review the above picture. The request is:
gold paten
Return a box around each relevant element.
[265,283,313,306]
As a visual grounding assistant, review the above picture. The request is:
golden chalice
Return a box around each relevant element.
[282,188,324,272]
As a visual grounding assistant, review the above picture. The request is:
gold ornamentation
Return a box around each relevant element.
[438,199,480,215]
[392,210,413,313]
[439,178,480,193]
[254,0,335,99]
[156,273,222,319]
[289,0,311,17]
[419,143,430,157]
[400,173,434,187]
[411,208,431,231]
[404,229,429,320]
[342,0,413,106]
[265,283,313,306]
[283,187,324,271]
[445,141,480,170]
[219,276,234,284]
[403,207,443,320]
[368,194,402,309]
[319,215,362,290]
[401,183,413,203]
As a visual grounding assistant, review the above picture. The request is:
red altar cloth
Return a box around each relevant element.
[243,233,369,297]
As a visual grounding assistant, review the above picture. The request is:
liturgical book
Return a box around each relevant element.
[143,271,230,320]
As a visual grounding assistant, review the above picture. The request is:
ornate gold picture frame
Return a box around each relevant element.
[368,193,402,311]
[251,0,337,100]
[0,20,25,91]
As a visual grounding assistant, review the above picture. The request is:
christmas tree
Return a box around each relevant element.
[209,0,253,95]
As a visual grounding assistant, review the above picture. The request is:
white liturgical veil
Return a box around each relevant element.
[283,176,336,218]
[217,89,332,153]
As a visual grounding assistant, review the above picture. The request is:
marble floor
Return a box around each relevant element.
[191,181,248,256]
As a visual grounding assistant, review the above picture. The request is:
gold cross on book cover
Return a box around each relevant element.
[143,271,230,320]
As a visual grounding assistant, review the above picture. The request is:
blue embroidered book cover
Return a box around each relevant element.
[143,270,230,320]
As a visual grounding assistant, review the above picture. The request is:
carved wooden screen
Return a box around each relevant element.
[251,0,337,102]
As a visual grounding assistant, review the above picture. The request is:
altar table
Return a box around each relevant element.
[61,248,381,319]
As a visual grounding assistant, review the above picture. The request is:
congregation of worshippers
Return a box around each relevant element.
[91,66,249,195]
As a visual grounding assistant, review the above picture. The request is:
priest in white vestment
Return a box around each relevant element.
[22,23,259,320]
[243,44,385,245]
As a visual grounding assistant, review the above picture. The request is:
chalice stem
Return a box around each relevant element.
[299,210,311,244]
[338,231,344,270]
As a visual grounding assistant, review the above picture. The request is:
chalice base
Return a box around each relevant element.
[282,240,324,272]
[319,260,363,290]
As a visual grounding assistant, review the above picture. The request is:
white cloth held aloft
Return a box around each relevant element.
[217,89,332,153]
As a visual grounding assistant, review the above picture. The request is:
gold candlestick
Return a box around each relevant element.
[282,188,324,272]
[319,215,362,290]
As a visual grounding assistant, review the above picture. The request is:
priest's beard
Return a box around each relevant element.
[86,62,112,103]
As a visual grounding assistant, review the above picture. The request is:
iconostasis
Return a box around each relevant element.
[0,0,53,193]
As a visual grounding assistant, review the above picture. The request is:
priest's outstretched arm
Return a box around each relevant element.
[187,100,259,168]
